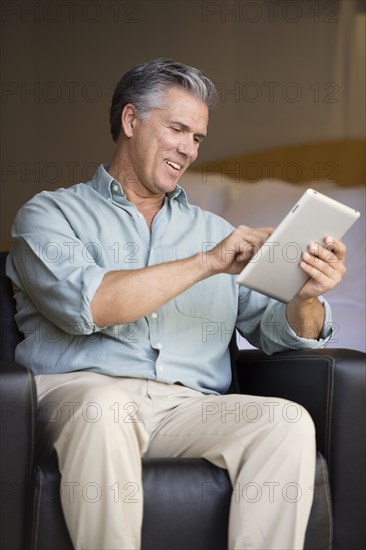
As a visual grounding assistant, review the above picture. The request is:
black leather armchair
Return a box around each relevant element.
[1,251,365,550]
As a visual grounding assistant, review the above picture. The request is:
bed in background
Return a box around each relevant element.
[179,139,366,352]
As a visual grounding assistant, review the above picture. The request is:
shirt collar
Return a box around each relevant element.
[167,184,190,208]
[90,164,190,208]
[90,164,119,201]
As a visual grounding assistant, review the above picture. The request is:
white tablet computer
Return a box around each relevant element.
[236,188,361,303]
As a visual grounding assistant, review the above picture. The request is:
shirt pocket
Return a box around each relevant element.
[174,250,236,324]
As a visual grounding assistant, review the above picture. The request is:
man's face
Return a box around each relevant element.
[124,86,209,197]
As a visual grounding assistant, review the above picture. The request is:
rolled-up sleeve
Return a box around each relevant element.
[236,286,334,354]
[8,194,108,335]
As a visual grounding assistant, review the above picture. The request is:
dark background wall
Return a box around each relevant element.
[1,0,365,248]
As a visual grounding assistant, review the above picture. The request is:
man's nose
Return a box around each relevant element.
[177,136,197,160]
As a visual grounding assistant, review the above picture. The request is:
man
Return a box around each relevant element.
[7,58,346,550]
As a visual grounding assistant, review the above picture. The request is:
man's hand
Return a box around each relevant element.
[286,236,346,340]
[298,236,347,300]
[202,225,275,276]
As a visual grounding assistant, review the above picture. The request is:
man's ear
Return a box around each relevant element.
[121,103,138,138]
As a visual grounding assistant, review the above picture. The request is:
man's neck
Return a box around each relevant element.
[108,161,165,230]
[131,192,165,230]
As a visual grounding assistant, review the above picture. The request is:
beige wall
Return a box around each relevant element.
[1,0,365,247]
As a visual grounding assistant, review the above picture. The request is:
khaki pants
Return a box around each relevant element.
[35,372,316,550]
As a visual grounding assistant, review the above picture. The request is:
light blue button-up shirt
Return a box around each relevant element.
[6,164,333,394]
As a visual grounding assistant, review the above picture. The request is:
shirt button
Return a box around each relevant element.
[159,366,164,372]
[137,212,143,219]
[155,342,162,350]
[151,312,158,319]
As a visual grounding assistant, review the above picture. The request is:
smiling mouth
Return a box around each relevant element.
[165,160,182,172]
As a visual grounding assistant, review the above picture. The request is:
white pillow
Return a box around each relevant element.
[178,170,231,216]
[222,179,312,227]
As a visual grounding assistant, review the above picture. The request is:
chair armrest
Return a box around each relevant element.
[234,348,366,550]
[0,360,37,550]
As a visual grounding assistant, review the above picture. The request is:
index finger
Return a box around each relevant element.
[254,226,276,238]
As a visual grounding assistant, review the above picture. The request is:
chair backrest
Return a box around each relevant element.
[0,252,23,360]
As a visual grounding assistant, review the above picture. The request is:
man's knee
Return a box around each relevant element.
[267,397,316,448]
[203,394,315,445]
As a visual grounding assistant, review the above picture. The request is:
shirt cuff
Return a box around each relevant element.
[77,266,108,334]
[259,295,335,355]
[274,296,334,349]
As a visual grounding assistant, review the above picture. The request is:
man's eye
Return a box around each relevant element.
[171,127,181,133]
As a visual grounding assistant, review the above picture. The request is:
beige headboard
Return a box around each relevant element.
[193,139,365,187]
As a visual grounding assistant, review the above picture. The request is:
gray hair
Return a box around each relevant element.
[109,58,218,142]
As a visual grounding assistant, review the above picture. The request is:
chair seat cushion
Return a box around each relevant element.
[30,452,331,550]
